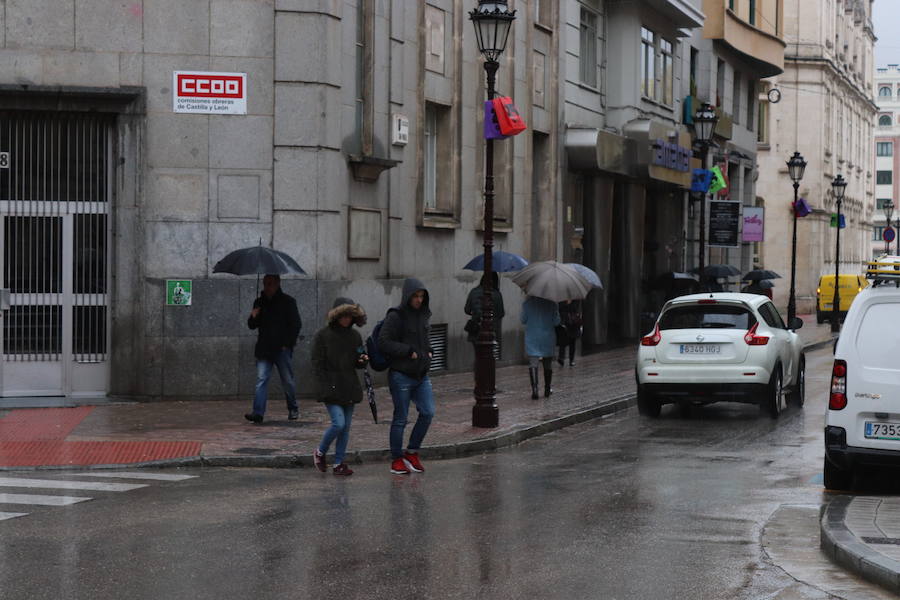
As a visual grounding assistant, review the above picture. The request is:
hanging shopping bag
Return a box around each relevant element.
[484,101,509,140]
[691,169,712,193]
[708,166,727,194]
[793,197,812,217]
[492,96,527,136]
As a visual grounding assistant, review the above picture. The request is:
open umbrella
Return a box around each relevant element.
[463,250,529,272]
[743,269,781,281]
[756,279,775,289]
[565,263,603,289]
[363,368,377,423]
[690,264,742,279]
[213,245,307,276]
[510,261,593,302]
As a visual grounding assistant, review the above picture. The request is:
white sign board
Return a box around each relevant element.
[173,71,247,115]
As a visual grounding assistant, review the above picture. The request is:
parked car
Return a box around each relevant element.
[824,257,900,489]
[816,274,868,324]
[636,293,805,418]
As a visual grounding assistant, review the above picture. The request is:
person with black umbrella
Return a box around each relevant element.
[311,297,368,476]
[245,274,302,424]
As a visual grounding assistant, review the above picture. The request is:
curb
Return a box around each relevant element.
[821,496,900,593]
[1,394,636,472]
[802,336,837,354]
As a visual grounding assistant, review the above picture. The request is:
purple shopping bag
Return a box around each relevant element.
[793,197,812,217]
[484,101,509,140]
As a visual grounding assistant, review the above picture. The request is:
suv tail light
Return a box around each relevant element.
[743,322,769,345]
[830,359,847,410]
[641,323,662,346]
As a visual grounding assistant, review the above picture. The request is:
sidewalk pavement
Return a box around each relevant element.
[0,314,835,471]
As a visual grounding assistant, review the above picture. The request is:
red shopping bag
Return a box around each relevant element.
[491,96,527,136]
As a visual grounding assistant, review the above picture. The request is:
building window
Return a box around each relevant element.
[660,38,674,105]
[423,102,452,214]
[534,0,552,27]
[874,225,885,241]
[880,114,892,127]
[641,27,655,99]
[748,0,756,25]
[877,170,893,185]
[877,198,893,210]
[877,142,893,156]
[746,78,755,129]
[880,86,892,97]
[579,7,599,88]
[425,5,445,74]
[732,72,741,125]
[757,96,768,144]
[533,50,546,107]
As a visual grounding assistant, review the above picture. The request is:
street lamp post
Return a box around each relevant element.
[786,152,807,324]
[883,200,894,255]
[692,103,718,274]
[470,0,515,428]
[831,174,847,333]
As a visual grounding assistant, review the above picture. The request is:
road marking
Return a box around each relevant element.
[0,512,28,520]
[74,472,197,481]
[0,493,92,506]
[0,477,147,492]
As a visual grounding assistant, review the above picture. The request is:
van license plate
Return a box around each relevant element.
[865,422,900,440]
[823,303,833,309]
[679,344,720,354]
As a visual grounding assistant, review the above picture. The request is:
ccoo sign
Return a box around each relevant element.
[173,71,247,114]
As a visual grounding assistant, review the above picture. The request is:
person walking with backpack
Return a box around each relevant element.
[556,299,583,367]
[377,278,434,475]
[245,274,302,424]
[311,298,368,476]
[464,272,505,356]
[521,295,560,399]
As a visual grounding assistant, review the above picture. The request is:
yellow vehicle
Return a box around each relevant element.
[816,274,868,324]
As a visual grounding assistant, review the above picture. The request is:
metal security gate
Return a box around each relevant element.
[0,112,112,397]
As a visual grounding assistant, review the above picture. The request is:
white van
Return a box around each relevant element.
[824,256,900,489]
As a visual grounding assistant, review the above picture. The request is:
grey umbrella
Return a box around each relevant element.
[565,263,603,289]
[511,261,593,302]
[213,245,307,276]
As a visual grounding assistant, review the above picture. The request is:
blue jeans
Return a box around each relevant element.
[253,349,297,416]
[318,403,355,465]
[388,371,434,459]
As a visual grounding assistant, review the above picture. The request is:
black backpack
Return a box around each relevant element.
[365,309,401,372]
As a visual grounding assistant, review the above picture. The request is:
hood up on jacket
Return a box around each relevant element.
[399,277,431,315]
[327,300,367,326]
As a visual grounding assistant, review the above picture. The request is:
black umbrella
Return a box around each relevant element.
[213,245,307,276]
[363,368,377,423]
[690,264,742,278]
[743,269,781,281]
[756,279,775,289]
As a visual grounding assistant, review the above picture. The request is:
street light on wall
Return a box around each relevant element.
[469,0,516,429]
[786,151,807,323]
[831,174,847,333]
[883,199,894,255]
[692,103,718,275]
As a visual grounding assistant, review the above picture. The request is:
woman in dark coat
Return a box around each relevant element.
[311,298,368,476]
[464,272,505,350]
[557,299,583,367]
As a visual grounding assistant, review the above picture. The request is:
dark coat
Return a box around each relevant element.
[247,289,301,360]
[378,278,433,379]
[557,300,583,345]
[464,275,505,343]
[310,304,367,406]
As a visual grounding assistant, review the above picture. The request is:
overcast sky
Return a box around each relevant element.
[874,1,900,67]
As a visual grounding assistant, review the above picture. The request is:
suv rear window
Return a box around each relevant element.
[659,304,757,330]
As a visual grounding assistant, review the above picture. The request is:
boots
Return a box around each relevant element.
[528,367,539,399]
[543,359,553,397]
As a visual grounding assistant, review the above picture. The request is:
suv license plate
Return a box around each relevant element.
[679,344,721,354]
[865,422,900,440]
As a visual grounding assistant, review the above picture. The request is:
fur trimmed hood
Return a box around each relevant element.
[327,303,367,326]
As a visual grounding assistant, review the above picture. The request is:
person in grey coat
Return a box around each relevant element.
[521,295,560,399]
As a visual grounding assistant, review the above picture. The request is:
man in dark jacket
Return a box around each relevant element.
[378,278,434,475]
[245,274,302,423]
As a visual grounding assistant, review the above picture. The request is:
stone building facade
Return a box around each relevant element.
[757,0,876,314]
[874,64,900,257]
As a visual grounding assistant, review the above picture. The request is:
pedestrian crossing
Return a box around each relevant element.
[0,471,198,521]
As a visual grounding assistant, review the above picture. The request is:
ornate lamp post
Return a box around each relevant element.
[883,199,894,255]
[692,103,718,274]
[470,0,516,428]
[831,174,847,333]
[786,152,807,323]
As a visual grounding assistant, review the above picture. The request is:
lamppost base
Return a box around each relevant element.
[472,403,499,428]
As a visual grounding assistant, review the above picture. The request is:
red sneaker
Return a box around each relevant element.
[333,463,353,476]
[313,449,326,473]
[403,452,424,473]
[390,457,410,474]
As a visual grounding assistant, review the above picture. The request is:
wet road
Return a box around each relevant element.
[0,347,891,599]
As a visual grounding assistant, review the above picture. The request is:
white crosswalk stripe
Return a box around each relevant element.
[0,493,91,506]
[74,472,197,481]
[0,477,147,492]
[0,512,28,521]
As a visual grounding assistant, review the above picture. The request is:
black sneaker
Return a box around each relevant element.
[288,409,299,421]
[244,413,263,424]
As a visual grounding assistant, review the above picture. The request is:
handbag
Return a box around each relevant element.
[555,324,568,345]
[484,101,509,140]
[464,317,480,335]
[491,96,527,136]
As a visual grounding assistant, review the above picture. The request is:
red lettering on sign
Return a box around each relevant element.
[177,74,243,99]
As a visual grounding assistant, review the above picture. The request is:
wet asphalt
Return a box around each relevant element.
[0,347,891,600]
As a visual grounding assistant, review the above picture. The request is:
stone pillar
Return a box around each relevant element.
[583,175,614,346]
[616,182,646,340]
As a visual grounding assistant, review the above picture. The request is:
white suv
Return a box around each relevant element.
[824,258,900,489]
[636,293,805,418]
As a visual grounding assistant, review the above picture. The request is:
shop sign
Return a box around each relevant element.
[742,206,764,242]
[173,71,247,114]
[709,201,741,248]
[651,139,691,172]
[166,280,192,306]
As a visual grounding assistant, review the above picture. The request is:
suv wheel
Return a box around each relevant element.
[823,457,852,490]
[766,367,784,419]
[637,385,661,418]
[788,355,806,407]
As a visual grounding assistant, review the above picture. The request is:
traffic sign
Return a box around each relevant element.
[885,227,896,243]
